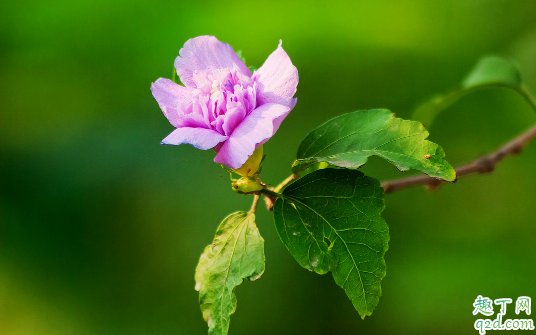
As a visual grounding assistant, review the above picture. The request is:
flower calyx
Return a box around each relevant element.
[231,174,264,194]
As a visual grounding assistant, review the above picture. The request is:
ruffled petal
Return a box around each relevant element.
[222,105,246,136]
[161,127,227,150]
[151,78,195,127]
[214,103,290,169]
[175,36,251,88]
[254,40,299,108]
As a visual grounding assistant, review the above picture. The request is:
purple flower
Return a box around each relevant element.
[151,36,299,169]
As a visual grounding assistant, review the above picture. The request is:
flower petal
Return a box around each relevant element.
[222,105,246,136]
[175,36,251,88]
[151,78,195,127]
[161,127,227,150]
[254,40,299,108]
[214,103,290,169]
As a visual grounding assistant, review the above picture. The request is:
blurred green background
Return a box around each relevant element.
[1,0,536,334]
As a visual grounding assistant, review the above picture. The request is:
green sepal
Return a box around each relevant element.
[172,68,184,86]
[235,50,247,65]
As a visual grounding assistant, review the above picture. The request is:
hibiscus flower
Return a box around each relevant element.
[151,36,298,171]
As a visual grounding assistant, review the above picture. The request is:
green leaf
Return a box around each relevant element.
[273,168,389,318]
[413,56,523,127]
[462,55,522,88]
[294,161,331,178]
[195,211,265,335]
[293,109,456,181]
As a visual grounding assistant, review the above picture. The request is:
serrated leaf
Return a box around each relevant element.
[195,211,265,335]
[293,109,456,181]
[273,168,389,318]
[413,56,523,127]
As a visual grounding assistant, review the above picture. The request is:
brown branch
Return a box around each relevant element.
[381,123,536,194]
[261,188,281,212]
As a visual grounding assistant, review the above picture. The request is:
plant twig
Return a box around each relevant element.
[260,188,282,212]
[520,86,536,113]
[381,123,536,194]
[260,173,298,211]
[273,174,298,193]
[249,194,261,214]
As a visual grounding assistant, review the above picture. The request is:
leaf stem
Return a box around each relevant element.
[260,189,282,198]
[273,174,297,193]
[519,86,536,113]
[249,194,261,214]
[381,122,536,194]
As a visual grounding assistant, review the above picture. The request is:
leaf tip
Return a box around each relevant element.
[443,168,457,183]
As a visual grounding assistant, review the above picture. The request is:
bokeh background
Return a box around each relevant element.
[1,0,536,334]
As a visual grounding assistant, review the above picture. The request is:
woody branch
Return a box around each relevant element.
[381,123,536,194]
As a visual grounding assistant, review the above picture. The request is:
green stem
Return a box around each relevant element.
[260,188,282,198]
[519,86,536,113]
[249,194,260,214]
[273,174,297,193]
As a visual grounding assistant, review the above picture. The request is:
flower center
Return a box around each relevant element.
[210,79,222,100]
[186,68,257,136]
